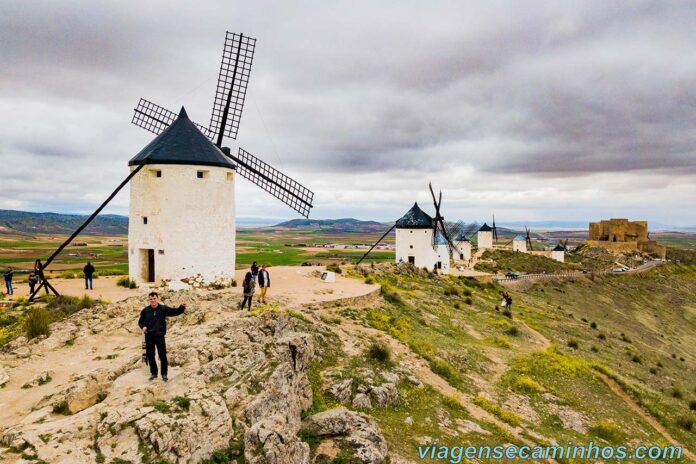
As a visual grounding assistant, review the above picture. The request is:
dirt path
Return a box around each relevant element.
[595,372,696,462]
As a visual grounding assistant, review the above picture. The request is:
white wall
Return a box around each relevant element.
[512,239,527,253]
[453,241,472,261]
[551,250,565,263]
[477,231,493,249]
[128,164,236,284]
[396,228,436,269]
[435,244,450,274]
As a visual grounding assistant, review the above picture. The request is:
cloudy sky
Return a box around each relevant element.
[1,1,695,226]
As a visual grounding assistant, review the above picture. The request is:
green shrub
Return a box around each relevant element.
[591,346,599,353]
[505,326,519,337]
[462,289,472,297]
[513,375,542,394]
[590,421,623,444]
[672,388,683,399]
[689,400,696,411]
[444,286,459,296]
[464,297,473,305]
[96,392,108,403]
[590,321,597,329]
[380,284,404,305]
[631,355,642,364]
[567,339,579,349]
[52,400,70,415]
[148,401,171,414]
[326,263,342,274]
[453,302,461,310]
[364,276,375,285]
[366,341,391,364]
[24,307,51,339]
[173,396,191,411]
[429,358,461,387]
[494,336,512,349]
[502,309,512,319]
[676,416,693,431]
[597,333,606,340]
[473,396,521,426]
[116,276,138,289]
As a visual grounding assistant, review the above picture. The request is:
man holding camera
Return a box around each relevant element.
[138,292,186,382]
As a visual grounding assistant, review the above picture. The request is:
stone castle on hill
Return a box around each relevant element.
[588,218,666,259]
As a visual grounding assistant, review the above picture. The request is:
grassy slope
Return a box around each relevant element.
[311,261,696,462]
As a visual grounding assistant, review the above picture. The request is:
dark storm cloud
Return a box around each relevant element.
[1,0,695,222]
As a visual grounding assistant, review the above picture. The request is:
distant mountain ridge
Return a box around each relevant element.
[0,210,128,235]
[272,218,388,233]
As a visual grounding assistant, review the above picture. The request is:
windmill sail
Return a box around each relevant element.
[131,100,314,217]
[210,32,256,143]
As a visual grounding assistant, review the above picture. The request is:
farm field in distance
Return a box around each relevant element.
[0,226,396,280]
[2,225,696,281]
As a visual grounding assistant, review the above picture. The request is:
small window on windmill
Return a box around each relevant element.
[149,169,162,178]
[226,172,233,181]
[143,216,148,225]
[158,250,165,255]
[410,245,413,249]
[197,170,209,179]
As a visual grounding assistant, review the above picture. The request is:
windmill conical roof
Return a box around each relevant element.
[552,243,566,251]
[128,107,235,169]
[454,231,469,242]
[434,231,448,245]
[478,223,493,232]
[514,234,526,241]
[395,202,433,229]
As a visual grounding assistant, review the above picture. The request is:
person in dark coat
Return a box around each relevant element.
[83,262,95,290]
[258,265,270,304]
[28,272,38,295]
[240,271,255,310]
[138,292,186,382]
[251,262,259,282]
[3,268,13,295]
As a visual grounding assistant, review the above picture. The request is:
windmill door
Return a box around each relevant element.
[147,249,155,282]
[408,256,415,265]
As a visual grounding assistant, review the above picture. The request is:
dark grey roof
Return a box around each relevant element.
[128,107,235,169]
[434,231,448,245]
[395,202,433,229]
[478,223,492,232]
[514,234,526,241]
[454,231,469,242]
[552,243,565,251]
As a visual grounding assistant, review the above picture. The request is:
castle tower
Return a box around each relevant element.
[127,107,236,285]
[477,223,493,250]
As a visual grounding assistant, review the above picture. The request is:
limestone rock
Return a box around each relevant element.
[327,378,353,404]
[370,382,399,407]
[352,393,372,409]
[0,367,9,386]
[301,407,388,464]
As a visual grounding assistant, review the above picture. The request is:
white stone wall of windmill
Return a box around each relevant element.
[128,163,235,285]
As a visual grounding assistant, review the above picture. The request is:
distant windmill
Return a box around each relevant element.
[29,31,314,300]
[356,183,455,272]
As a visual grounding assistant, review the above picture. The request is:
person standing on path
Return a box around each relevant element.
[3,268,13,295]
[240,271,255,311]
[83,262,95,290]
[251,262,259,282]
[28,272,38,295]
[258,265,270,304]
[138,292,186,382]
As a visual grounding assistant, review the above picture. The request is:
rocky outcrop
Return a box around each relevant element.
[301,407,388,464]
[0,367,8,386]
[0,291,341,464]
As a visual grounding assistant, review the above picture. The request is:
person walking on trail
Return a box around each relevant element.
[240,271,255,311]
[251,262,259,282]
[3,268,13,295]
[28,272,38,295]
[83,262,95,290]
[138,292,186,382]
[258,265,270,304]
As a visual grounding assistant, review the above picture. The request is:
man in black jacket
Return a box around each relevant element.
[83,262,95,290]
[258,265,270,304]
[138,291,186,381]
